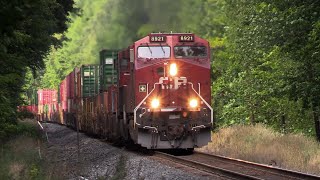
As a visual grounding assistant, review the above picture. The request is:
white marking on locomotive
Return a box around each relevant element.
[158,77,187,90]
[139,85,146,92]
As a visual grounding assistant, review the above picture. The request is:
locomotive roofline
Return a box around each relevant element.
[149,32,194,35]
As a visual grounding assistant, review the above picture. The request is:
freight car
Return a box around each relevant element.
[37,89,58,121]
[19,89,58,121]
[18,89,39,115]
[42,33,213,150]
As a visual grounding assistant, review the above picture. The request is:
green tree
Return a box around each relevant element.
[42,0,196,88]
[210,0,320,138]
[0,0,74,140]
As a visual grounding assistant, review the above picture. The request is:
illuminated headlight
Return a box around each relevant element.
[189,99,198,108]
[169,63,177,76]
[151,99,160,109]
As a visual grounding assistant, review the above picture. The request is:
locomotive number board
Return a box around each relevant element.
[179,35,194,42]
[150,35,166,43]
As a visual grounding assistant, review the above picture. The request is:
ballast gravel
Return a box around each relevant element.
[40,123,219,180]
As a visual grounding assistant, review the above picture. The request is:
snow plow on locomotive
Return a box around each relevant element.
[38,33,213,150]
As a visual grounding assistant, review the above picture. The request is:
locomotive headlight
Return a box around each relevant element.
[169,63,177,76]
[189,99,198,108]
[151,99,160,109]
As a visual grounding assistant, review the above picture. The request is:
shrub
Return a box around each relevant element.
[1,136,45,180]
[0,120,40,143]
[17,109,35,119]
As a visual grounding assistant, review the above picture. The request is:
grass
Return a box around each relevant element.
[0,136,44,180]
[111,154,127,180]
[198,124,320,175]
[0,120,47,180]
[1,119,128,180]
[0,118,41,143]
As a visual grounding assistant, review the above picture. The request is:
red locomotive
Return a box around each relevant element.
[37,33,213,150]
[117,33,213,149]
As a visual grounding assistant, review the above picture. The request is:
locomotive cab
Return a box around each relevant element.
[120,33,213,149]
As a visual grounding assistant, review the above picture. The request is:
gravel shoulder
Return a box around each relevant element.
[40,123,219,180]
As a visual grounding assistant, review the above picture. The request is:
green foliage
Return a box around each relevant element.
[0,121,41,143]
[41,0,200,88]
[0,0,74,137]
[0,136,45,180]
[210,0,320,138]
[17,109,35,120]
[29,163,41,179]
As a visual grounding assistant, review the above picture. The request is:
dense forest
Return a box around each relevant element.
[0,0,75,140]
[1,0,320,140]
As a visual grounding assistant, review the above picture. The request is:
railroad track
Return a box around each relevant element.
[154,151,320,180]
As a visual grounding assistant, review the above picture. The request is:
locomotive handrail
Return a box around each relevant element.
[134,83,161,129]
[143,126,158,133]
[191,125,206,131]
[188,82,213,126]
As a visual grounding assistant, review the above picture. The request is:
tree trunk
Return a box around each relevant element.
[212,111,216,130]
[250,110,255,125]
[313,109,320,142]
[281,115,286,134]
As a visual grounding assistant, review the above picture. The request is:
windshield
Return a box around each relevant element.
[138,46,170,59]
[174,46,207,58]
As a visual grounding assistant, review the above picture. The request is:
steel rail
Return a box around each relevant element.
[154,151,320,180]
[154,151,261,180]
[194,151,320,180]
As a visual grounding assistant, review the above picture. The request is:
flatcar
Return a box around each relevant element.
[40,33,213,150]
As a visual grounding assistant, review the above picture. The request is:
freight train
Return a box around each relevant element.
[26,33,213,150]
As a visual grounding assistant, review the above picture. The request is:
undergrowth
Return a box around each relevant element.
[0,120,45,180]
[199,124,320,175]
[0,119,40,143]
